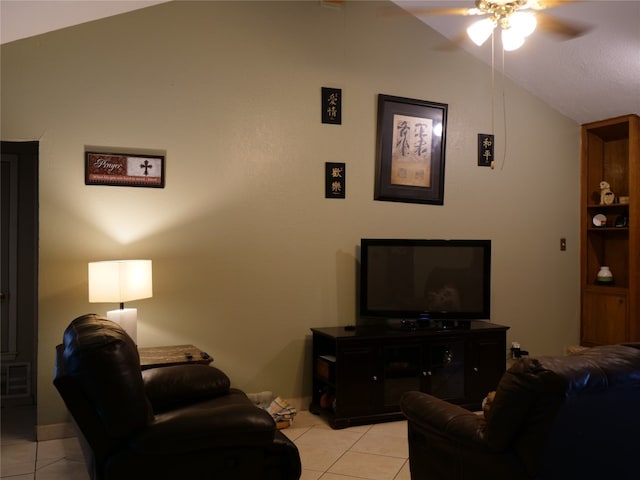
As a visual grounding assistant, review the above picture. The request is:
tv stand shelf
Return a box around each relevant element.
[310,321,508,429]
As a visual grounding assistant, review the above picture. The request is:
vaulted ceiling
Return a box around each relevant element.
[2,0,639,125]
[393,1,640,124]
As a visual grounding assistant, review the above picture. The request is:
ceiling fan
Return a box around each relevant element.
[393,0,588,51]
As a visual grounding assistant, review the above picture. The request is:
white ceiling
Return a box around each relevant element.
[1,0,639,125]
[0,0,168,45]
[393,0,640,124]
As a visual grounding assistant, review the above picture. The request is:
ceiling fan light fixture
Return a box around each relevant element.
[501,27,525,51]
[509,11,537,37]
[467,17,496,46]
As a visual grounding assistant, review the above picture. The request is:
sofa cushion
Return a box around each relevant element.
[539,344,640,395]
[142,364,231,412]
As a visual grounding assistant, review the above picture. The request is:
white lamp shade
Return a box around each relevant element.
[467,18,496,46]
[501,27,526,51]
[509,11,537,38]
[88,260,153,303]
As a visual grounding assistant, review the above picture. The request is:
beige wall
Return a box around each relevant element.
[1,1,580,428]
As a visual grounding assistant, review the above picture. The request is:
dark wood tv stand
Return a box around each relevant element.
[310,321,508,429]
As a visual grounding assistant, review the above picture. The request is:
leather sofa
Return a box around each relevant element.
[54,314,301,480]
[400,343,640,480]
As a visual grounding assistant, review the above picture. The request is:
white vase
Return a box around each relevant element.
[596,266,613,284]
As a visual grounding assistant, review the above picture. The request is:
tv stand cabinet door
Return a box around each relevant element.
[381,341,422,409]
[422,338,465,403]
[335,341,381,418]
[466,332,506,406]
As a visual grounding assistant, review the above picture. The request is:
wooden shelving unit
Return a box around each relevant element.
[580,114,640,345]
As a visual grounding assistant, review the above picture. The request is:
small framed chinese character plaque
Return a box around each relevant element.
[322,87,342,125]
[325,162,346,198]
[374,94,448,205]
[478,133,494,167]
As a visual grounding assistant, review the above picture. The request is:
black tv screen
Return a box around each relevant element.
[359,239,491,321]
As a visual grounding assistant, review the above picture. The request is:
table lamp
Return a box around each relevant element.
[88,259,153,343]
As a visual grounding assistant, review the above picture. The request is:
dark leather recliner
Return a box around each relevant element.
[400,343,640,480]
[54,314,301,480]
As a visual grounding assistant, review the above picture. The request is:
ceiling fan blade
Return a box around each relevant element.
[379,6,478,18]
[530,0,580,10]
[536,12,591,39]
[406,7,477,16]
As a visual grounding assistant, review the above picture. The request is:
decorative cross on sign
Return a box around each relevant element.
[140,159,153,176]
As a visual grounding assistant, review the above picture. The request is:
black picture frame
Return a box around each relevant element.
[477,133,494,167]
[325,162,346,198]
[85,151,165,188]
[374,94,448,205]
[322,87,342,125]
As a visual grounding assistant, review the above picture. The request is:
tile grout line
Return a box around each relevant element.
[392,458,410,480]
[320,423,373,478]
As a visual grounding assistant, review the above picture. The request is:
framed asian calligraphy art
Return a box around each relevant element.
[477,133,494,167]
[325,162,346,198]
[85,151,165,188]
[374,94,448,205]
[322,87,342,125]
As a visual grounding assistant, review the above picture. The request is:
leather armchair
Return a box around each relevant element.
[54,314,301,480]
[401,344,640,480]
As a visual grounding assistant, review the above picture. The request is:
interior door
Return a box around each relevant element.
[1,141,39,405]
[1,154,18,356]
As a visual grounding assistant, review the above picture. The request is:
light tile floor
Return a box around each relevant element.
[1,406,410,480]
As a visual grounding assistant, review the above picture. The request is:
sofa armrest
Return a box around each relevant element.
[130,403,276,454]
[400,391,489,449]
[142,364,230,412]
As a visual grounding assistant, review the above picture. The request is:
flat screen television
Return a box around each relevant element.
[359,239,491,323]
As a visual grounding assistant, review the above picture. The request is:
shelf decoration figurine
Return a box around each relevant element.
[615,215,629,227]
[599,181,615,205]
[596,266,614,285]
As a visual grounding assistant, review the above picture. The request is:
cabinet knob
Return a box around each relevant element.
[372,375,377,381]
[422,371,432,376]
[473,367,479,372]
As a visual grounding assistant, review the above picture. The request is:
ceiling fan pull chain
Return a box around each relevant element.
[501,47,508,171]
[491,32,495,138]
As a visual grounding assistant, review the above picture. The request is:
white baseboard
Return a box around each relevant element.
[36,422,77,441]
[285,395,311,413]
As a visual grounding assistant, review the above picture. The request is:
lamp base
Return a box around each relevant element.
[106,308,137,343]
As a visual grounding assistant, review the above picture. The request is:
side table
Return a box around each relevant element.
[138,344,213,370]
